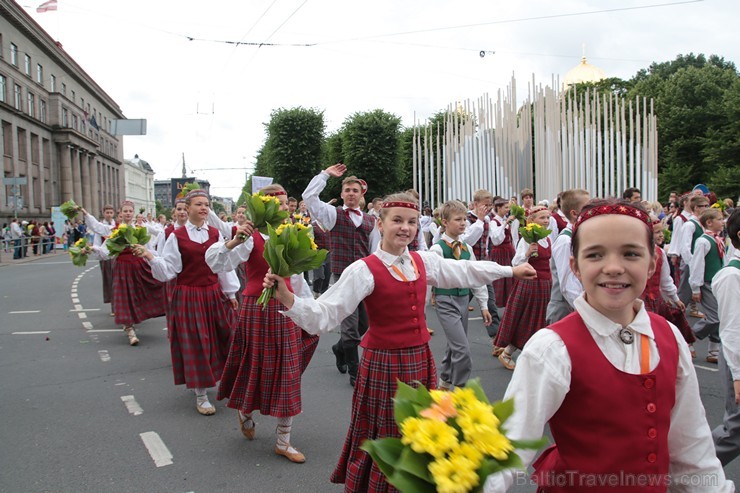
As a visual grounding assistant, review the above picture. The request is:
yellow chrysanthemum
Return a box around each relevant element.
[309,238,318,250]
[450,387,478,410]
[457,400,500,439]
[74,238,85,247]
[275,223,290,236]
[429,454,480,493]
[452,442,484,468]
[401,417,459,458]
[295,222,307,231]
[470,428,514,461]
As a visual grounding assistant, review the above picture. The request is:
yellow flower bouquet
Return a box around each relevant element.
[68,237,90,266]
[257,222,328,309]
[245,192,290,232]
[518,223,552,257]
[105,224,151,257]
[361,379,546,493]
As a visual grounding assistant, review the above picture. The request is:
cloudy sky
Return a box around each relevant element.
[25,0,739,199]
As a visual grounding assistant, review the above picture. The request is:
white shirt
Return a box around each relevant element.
[203,232,313,299]
[489,214,512,247]
[85,214,116,247]
[206,209,234,241]
[429,233,488,310]
[679,215,700,264]
[10,222,23,239]
[715,250,740,380]
[667,212,687,258]
[282,248,513,335]
[658,249,680,303]
[551,226,583,308]
[484,295,734,492]
[463,214,487,247]
[689,235,718,293]
[147,221,239,299]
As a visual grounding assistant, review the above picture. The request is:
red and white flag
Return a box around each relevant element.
[36,0,58,13]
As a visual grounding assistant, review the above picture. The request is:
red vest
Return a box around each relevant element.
[360,252,430,349]
[554,212,568,232]
[242,232,293,297]
[467,211,490,261]
[330,207,375,275]
[533,312,677,492]
[173,226,219,287]
[641,247,664,302]
[491,216,515,252]
[528,238,552,281]
[164,224,175,240]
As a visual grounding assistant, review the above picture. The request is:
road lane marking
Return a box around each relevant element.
[12,331,50,335]
[70,308,100,312]
[72,298,80,304]
[8,310,41,314]
[82,322,93,330]
[694,364,719,372]
[121,395,143,416]
[469,316,482,320]
[77,312,87,319]
[139,432,173,467]
[88,329,120,333]
[98,350,110,362]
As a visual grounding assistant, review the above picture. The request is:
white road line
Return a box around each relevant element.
[121,395,144,416]
[70,308,100,312]
[82,322,93,330]
[74,304,83,311]
[694,364,719,372]
[77,312,87,319]
[139,432,173,467]
[88,329,120,333]
[469,316,483,320]
[115,382,127,386]
[12,331,50,335]
[71,288,77,293]
[71,298,80,304]
[98,350,111,362]
[8,310,41,314]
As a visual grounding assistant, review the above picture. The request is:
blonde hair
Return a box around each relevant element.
[473,189,493,202]
[259,184,286,196]
[689,194,709,211]
[560,189,590,222]
[439,200,468,221]
[699,208,722,227]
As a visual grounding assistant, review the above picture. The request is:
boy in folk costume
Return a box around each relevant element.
[677,193,710,318]
[494,205,553,370]
[205,184,316,463]
[302,163,380,386]
[264,192,536,492]
[489,197,517,308]
[712,209,740,465]
[689,208,726,363]
[85,201,166,346]
[430,200,493,390]
[82,204,117,316]
[136,189,239,416]
[545,189,590,325]
[484,199,733,492]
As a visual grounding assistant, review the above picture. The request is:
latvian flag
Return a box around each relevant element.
[36,0,58,13]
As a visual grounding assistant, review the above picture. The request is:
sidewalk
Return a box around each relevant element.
[0,248,65,266]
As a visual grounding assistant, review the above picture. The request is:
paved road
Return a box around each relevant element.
[1,255,738,492]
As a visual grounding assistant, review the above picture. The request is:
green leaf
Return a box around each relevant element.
[360,437,403,479]
[394,399,418,426]
[492,398,515,424]
[394,380,420,403]
[465,378,491,405]
[387,470,436,493]
[510,437,549,450]
[396,447,433,482]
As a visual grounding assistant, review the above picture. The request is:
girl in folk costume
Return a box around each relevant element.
[640,219,696,358]
[493,205,553,370]
[82,204,117,316]
[86,201,166,346]
[489,197,517,307]
[155,197,188,307]
[263,192,536,492]
[134,189,239,416]
[484,199,732,493]
[205,184,317,463]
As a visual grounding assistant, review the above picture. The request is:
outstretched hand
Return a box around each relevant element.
[512,263,537,280]
[325,163,347,178]
[263,271,295,309]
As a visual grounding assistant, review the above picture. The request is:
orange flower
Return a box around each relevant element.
[420,392,458,422]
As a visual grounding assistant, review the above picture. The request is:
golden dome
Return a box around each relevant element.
[563,56,606,86]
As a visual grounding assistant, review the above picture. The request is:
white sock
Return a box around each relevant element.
[708,342,720,353]
[276,417,297,452]
[195,389,213,409]
[239,411,255,428]
[505,345,517,356]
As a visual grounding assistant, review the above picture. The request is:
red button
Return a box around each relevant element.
[414,329,420,333]
[647,428,657,439]
[411,305,417,311]
[413,318,418,323]
[647,403,656,413]
[644,378,655,389]
[647,453,657,463]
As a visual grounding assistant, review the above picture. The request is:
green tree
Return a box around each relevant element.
[154,200,170,220]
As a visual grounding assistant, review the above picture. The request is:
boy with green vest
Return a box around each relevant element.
[690,207,725,363]
[430,200,492,389]
[712,208,740,464]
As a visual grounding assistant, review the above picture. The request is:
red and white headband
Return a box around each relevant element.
[382,201,419,212]
[573,203,651,234]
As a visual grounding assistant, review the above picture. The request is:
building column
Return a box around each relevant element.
[81,152,91,211]
[72,149,83,203]
[60,144,73,202]
[89,155,99,215]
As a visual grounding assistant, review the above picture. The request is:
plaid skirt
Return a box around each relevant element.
[494,277,552,350]
[235,263,247,304]
[490,246,515,307]
[642,296,696,345]
[112,258,166,326]
[168,283,236,388]
[217,295,303,418]
[331,344,437,493]
[100,259,114,304]
[300,330,319,374]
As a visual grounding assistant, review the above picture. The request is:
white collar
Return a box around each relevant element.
[440,233,462,244]
[574,294,653,339]
[185,221,208,232]
[374,246,411,268]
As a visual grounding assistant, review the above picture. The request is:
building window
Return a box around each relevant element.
[50,74,56,92]
[0,75,6,103]
[10,43,18,66]
[62,107,68,127]
[71,90,75,102]
[14,84,22,109]
[36,64,43,84]
[61,82,66,96]
[73,114,78,130]
[17,128,27,161]
[24,54,31,76]
[40,99,46,123]
[27,92,34,117]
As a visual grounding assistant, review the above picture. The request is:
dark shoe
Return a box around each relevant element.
[344,344,359,387]
[332,342,347,374]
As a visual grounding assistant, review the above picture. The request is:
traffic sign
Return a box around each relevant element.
[3,177,27,185]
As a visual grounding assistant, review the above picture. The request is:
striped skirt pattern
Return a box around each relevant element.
[490,246,515,307]
[331,344,437,493]
[112,258,166,326]
[168,283,236,388]
[217,296,303,418]
[494,277,552,350]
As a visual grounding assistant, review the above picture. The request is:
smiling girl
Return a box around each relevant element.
[264,192,536,492]
[485,198,732,492]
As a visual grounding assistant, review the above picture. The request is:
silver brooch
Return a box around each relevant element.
[619,328,634,344]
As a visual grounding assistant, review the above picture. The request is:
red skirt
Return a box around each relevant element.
[490,245,515,307]
[331,344,437,493]
[100,258,114,304]
[168,283,236,388]
[112,258,166,326]
[300,330,319,374]
[494,277,552,350]
[217,295,303,418]
[642,296,696,345]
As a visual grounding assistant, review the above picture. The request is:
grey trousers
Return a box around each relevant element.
[677,260,693,305]
[333,273,368,346]
[435,295,472,387]
[713,349,740,466]
[693,283,720,343]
